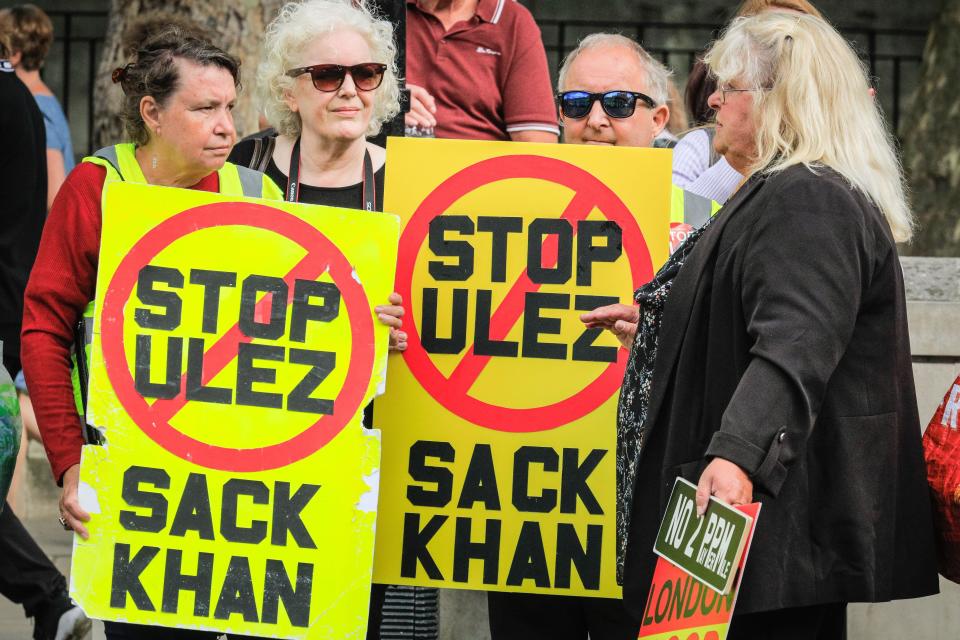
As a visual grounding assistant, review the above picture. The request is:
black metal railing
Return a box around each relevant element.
[43,10,109,160]
[37,11,927,158]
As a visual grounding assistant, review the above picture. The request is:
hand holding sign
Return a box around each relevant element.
[696,458,753,517]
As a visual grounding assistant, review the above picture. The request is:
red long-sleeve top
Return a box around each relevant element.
[21,162,220,483]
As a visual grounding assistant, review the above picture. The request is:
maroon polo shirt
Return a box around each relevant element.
[406,0,559,141]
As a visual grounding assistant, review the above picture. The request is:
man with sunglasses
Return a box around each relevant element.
[557,33,719,254]
[486,31,717,640]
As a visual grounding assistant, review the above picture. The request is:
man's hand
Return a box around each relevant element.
[405,84,437,130]
[695,458,753,516]
[580,303,640,349]
[60,464,90,539]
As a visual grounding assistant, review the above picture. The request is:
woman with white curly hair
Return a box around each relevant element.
[231,0,407,345]
[230,3,403,637]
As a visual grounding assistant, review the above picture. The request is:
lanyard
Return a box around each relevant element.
[286,137,376,211]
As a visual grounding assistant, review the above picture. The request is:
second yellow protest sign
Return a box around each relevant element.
[71,182,398,638]
[374,138,671,597]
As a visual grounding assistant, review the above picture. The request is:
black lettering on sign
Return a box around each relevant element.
[522,293,568,360]
[214,556,259,623]
[110,543,159,610]
[401,512,446,580]
[505,521,549,587]
[271,481,319,548]
[189,269,236,334]
[527,219,572,285]
[457,443,500,510]
[239,275,288,340]
[120,466,169,533]
[453,516,500,584]
[262,559,313,627]
[407,440,455,507]
[287,348,335,415]
[135,265,183,330]
[477,216,522,282]
[289,280,340,342]
[170,472,215,540]
[561,448,606,515]
[161,549,214,616]
[185,337,232,404]
[474,289,518,357]
[421,288,468,354]
[429,215,474,281]
[221,479,269,544]
[134,335,182,399]
[236,343,284,409]
[512,446,558,513]
[576,221,622,286]
[554,523,602,590]
[573,295,619,363]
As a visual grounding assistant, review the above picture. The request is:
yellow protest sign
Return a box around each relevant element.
[373,138,671,597]
[71,182,398,638]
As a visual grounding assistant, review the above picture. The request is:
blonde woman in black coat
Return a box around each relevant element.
[583,12,938,639]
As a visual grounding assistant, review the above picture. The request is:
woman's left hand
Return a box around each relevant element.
[695,457,753,516]
[376,292,407,352]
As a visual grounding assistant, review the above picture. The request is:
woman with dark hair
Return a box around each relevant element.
[0,4,75,209]
[20,17,282,640]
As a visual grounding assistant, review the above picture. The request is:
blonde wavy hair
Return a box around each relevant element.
[705,12,913,242]
[257,0,400,138]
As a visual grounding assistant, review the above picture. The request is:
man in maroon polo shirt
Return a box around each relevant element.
[405,0,558,142]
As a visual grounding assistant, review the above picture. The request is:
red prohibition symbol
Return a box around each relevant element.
[100,201,374,472]
[396,155,654,433]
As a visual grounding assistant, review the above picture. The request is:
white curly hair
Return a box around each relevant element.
[257,0,401,138]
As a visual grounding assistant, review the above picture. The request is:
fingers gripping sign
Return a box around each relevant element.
[696,458,754,517]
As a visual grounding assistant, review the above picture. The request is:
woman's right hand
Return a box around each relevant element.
[404,83,437,130]
[60,463,90,539]
[580,303,640,350]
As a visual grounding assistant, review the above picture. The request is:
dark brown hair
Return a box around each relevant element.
[0,4,54,71]
[112,13,241,146]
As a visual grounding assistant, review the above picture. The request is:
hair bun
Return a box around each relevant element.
[111,64,131,84]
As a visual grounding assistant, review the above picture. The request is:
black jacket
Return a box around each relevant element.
[0,64,46,365]
[623,164,939,616]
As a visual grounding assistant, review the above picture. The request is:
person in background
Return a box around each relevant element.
[0,32,89,640]
[21,16,282,639]
[672,0,823,204]
[228,1,407,637]
[405,0,558,142]
[0,4,76,210]
[590,12,939,639]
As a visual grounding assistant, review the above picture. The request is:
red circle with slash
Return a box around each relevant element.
[396,155,654,433]
[100,201,374,471]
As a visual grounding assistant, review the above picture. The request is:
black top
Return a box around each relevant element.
[229,137,385,212]
[0,62,47,365]
[622,165,939,615]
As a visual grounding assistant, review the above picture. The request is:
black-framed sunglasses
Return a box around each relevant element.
[285,63,387,92]
[556,90,657,119]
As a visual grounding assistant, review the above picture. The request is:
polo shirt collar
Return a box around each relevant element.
[407,0,506,24]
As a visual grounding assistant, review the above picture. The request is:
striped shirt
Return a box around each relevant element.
[672,128,744,204]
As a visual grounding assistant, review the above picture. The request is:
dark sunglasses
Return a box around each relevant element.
[557,90,657,119]
[285,63,387,92]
